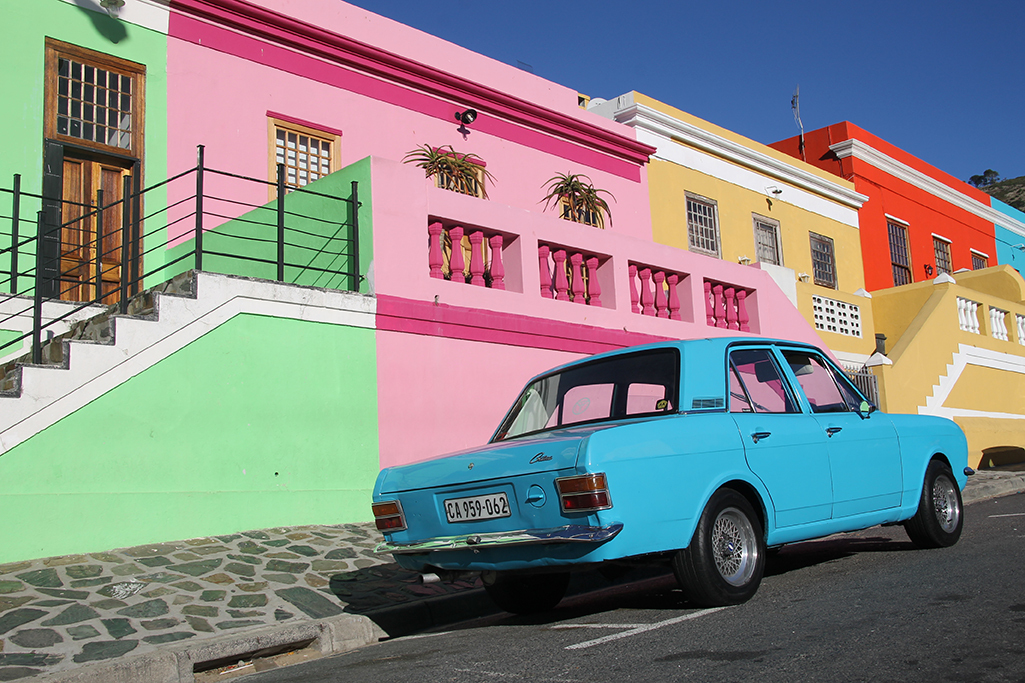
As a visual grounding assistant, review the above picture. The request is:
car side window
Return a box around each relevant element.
[728,366,754,413]
[782,351,850,413]
[729,349,798,413]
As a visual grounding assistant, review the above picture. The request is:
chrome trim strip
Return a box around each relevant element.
[375,522,624,555]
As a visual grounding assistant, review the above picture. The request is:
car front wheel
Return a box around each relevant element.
[672,488,765,607]
[904,460,963,548]
[482,571,570,615]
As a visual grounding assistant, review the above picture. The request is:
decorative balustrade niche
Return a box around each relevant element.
[428,221,506,289]
[990,307,1009,341]
[538,243,604,306]
[956,297,981,334]
[1018,314,1025,346]
[628,263,685,320]
[704,279,751,332]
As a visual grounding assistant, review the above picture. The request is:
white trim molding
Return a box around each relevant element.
[830,139,1025,239]
[601,99,868,211]
[919,343,1025,421]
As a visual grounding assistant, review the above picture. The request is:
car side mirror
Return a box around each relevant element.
[858,400,874,419]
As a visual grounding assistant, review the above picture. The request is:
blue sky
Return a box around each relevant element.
[348,1,1024,184]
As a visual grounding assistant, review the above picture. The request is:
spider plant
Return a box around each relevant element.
[403,144,494,199]
[540,173,614,229]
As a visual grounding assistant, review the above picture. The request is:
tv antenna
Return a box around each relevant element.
[791,85,806,162]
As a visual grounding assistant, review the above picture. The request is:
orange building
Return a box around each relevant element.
[771,122,997,292]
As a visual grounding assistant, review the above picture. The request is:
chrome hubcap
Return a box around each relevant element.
[712,507,757,586]
[932,474,960,533]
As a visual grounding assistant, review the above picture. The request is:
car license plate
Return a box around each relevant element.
[444,492,511,523]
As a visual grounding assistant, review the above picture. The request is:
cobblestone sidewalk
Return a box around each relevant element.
[0,523,479,681]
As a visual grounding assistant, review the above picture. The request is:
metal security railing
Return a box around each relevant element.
[1,146,362,364]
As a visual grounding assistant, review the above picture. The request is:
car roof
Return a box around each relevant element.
[521,337,831,413]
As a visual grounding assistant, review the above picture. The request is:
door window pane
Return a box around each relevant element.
[730,349,797,413]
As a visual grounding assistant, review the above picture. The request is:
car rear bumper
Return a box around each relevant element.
[377,522,624,555]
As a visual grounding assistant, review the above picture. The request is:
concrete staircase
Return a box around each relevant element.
[0,271,376,454]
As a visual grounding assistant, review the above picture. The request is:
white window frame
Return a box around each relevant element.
[686,193,721,258]
[752,214,782,266]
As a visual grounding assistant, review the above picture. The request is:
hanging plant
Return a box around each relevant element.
[540,173,614,229]
[403,144,495,199]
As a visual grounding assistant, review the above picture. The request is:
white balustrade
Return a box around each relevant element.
[957,297,980,334]
[990,307,1009,341]
[1017,314,1025,346]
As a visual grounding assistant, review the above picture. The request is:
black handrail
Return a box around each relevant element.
[1,146,362,365]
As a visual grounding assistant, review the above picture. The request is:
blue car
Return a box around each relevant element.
[372,338,969,613]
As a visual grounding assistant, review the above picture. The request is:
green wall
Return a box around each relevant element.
[163,158,373,294]
[1,0,168,293]
[0,313,379,563]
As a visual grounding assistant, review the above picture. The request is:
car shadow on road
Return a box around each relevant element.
[766,532,916,577]
[330,531,921,637]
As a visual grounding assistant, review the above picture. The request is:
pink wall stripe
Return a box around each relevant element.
[376,295,674,355]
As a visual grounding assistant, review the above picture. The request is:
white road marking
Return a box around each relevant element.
[551,623,648,630]
[452,668,583,682]
[559,607,729,650]
[396,630,453,641]
[988,512,1025,518]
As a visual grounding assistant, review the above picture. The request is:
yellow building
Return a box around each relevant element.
[591,92,876,368]
[869,266,1025,468]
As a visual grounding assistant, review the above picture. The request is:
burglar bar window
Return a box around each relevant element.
[971,251,988,270]
[809,232,837,289]
[754,217,781,266]
[934,237,952,275]
[888,221,912,286]
[686,195,720,257]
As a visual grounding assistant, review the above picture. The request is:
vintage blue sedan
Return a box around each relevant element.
[372,338,969,613]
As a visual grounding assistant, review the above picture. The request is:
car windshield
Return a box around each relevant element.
[492,348,680,442]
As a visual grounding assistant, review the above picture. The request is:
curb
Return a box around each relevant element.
[41,614,385,683]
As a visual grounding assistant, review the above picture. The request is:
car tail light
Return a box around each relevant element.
[372,500,406,532]
[556,473,612,512]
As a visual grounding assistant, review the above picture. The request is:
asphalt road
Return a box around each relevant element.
[250,493,1025,683]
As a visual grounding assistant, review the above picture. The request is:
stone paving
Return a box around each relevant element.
[0,523,479,681]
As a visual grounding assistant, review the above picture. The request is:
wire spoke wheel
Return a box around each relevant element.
[904,460,964,548]
[932,474,960,533]
[712,508,757,586]
[673,489,765,606]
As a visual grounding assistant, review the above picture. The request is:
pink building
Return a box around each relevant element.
[166,0,830,468]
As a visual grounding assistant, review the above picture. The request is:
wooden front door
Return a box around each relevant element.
[59,155,132,303]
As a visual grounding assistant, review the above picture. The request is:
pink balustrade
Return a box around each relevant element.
[704,279,751,332]
[427,221,505,289]
[629,262,684,320]
[538,243,603,306]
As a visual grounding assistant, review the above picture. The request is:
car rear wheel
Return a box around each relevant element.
[482,571,570,615]
[904,460,963,548]
[672,488,765,607]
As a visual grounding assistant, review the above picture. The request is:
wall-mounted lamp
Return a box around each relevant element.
[798,272,810,283]
[455,109,478,126]
[100,0,125,17]
[738,256,752,265]
[1013,244,1025,252]
[923,263,934,277]
[765,186,783,196]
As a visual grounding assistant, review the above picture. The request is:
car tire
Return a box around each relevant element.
[903,460,963,548]
[672,488,765,607]
[483,572,570,615]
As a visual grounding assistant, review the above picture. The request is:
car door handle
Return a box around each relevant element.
[826,427,842,437]
[751,431,771,444]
